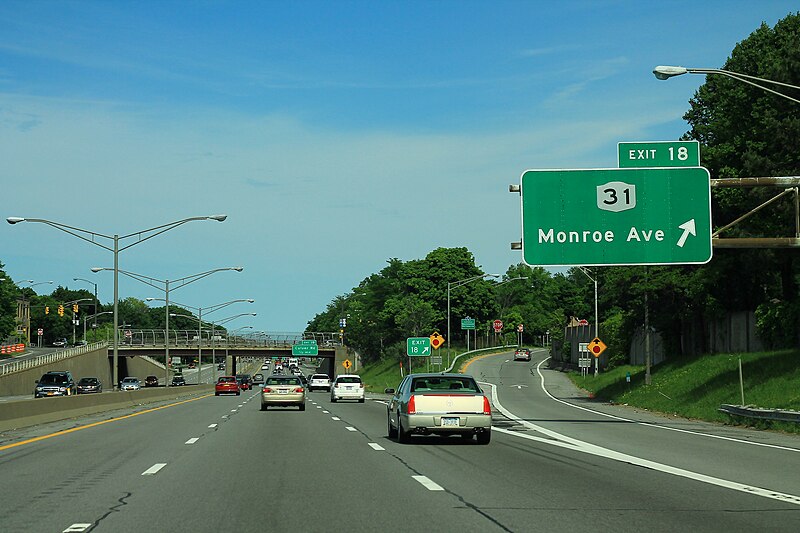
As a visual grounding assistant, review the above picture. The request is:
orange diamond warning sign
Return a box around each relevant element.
[429,332,444,350]
[587,337,607,357]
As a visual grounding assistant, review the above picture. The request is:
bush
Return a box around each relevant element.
[755,300,800,349]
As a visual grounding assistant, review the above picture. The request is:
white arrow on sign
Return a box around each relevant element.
[422,346,430,355]
[676,219,696,248]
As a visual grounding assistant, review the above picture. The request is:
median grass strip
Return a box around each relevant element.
[568,349,800,433]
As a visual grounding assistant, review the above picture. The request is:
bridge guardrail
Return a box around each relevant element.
[0,341,108,376]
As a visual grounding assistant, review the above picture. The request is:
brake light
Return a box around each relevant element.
[483,396,491,415]
[408,395,416,414]
[264,388,272,393]
[359,383,364,388]
[295,387,304,393]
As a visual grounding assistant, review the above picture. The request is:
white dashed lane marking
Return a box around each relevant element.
[63,524,92,532]
[412,475,444,491]
[345,426,357,432]
[323,410,329,414]
[185,438,200,445]
[368,443,385,451]
[331,416,340,421]
[142,463,167,476]
[208,424,217,428]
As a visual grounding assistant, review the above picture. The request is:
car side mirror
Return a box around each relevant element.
[384,388,395,394]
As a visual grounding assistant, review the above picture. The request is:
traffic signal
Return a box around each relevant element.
[45,306,50,315]
[58,305,64,317]
[72,304,79,313]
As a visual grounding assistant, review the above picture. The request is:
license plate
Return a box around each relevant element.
[345,386,353,390]
[279,389,288,394]
[441,417,459,427]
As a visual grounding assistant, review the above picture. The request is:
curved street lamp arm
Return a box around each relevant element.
[169,267,243,292]
[117,215,226,251]
[215,312,257,326]
[202,298,255,317]
[687,68,800,92]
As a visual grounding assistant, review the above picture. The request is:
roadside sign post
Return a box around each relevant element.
[587,337,607,377]
[519,167,712,267]
[461,318,476,352]
[407,337,432,374]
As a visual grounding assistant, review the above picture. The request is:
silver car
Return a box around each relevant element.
[261,375,306,411]
[120,377,141,391]
[386,373,492,444]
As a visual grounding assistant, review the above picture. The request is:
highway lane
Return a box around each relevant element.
[0,355,798,532]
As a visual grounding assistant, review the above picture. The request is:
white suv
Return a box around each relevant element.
[308,374,331,392]
[330,375,365,403]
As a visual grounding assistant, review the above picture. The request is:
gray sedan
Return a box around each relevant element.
[386,373,492,444]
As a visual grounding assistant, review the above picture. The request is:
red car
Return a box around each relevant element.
[215,376,240,396]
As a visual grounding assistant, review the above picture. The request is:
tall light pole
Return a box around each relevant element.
[163,298,254,384]
[73,277,99,330]
[577,267,599,376]
[7,214,228,390]
[447,273,499,366]
[653,65,800,105]
[63,298,93,345]
[83,311,113,341]
[95,266,243,387]
[19,280,53,344]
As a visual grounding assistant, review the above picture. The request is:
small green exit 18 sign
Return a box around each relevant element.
[618,140,700,168]
[519,167,712,267]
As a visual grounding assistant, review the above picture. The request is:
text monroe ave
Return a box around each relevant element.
[519,167,712,267]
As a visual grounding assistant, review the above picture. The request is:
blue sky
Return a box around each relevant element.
[1,1,796,332]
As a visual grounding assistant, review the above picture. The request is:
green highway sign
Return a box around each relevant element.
[618,141,700,168]
[299,339,317,345]
[292,343,319,356]
[519,167,712,266]
[461,318,476,330]
[407,337,431,357]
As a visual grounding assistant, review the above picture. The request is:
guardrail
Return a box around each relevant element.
[109,330,341,349]
[719,404,800,424]
[0,342,108,376]
[445,345,517,373]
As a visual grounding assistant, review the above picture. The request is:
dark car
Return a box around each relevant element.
[171,375,187,386]
[144,375,159,387]
[34,371,77,397]
[76,377,102,394]
[252,373,265,385]
[51,338,68,348]
[236,374,253,390]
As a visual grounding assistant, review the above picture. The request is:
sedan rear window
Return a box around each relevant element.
[411,377,479,392]
[336,377,362,384]
[218,377,236,383]
[266,377,301,385]
[311,375,329,380]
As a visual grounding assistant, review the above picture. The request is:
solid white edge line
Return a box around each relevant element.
[368,442,385,451]
[412,475,444,491]
[483,381,800,507]
[141,463,167,476]
[532,357,800,453]
[185,438,200,445]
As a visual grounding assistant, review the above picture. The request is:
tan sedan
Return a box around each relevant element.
[386,373,492,444]
[261,375,306,411]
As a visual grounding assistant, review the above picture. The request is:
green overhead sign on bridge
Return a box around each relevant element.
[519,167,712,267]
[618,140,700,168]
[292,341,318,356]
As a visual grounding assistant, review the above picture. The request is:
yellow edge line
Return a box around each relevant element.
[0,393,214,452]
[460,351,509,374]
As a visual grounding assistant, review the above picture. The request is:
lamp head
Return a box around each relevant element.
[90,267,105,273]
[6,217,25,224]
[209,214,227,222]
[233,266,244,272]
[246,299,255,303]
[653,65,688,80]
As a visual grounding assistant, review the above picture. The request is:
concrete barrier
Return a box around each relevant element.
[0,385,214,432]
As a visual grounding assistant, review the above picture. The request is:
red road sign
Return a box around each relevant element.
[37,328,43,335]
[493,319,503,333]
[578,319,589,326]
[517,324,524,333]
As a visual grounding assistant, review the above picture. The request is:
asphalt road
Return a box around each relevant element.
[0,352,798,532]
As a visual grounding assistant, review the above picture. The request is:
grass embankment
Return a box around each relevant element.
[569,349,800,433]
[359,347,515,393]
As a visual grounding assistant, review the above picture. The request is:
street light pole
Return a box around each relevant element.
[446,273,499,367]
[97,265,243,387]
[578,267,599,376]
[653,65,800,105]
[73,277,99,329]
[19,280,53,344]
[7,214,228,390]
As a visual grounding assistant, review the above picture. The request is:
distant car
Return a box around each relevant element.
[308,374,331,392]
[216,376,240,396]
[261,362,270,370]
[34,371,77,397]
[171,375,187,386]
[386,373,492,444]
[253,373,265,385]
[261,375,306,411]
[120,377,141,391]
[236,374,253,390]
[144,375,159,387]
[74,340,88,347]
[188,362,196,369]
[51,338,68,348]
[76,377,102,394]
[513,348,532,361]
[331,374,365,403]
[217,363,225,371]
